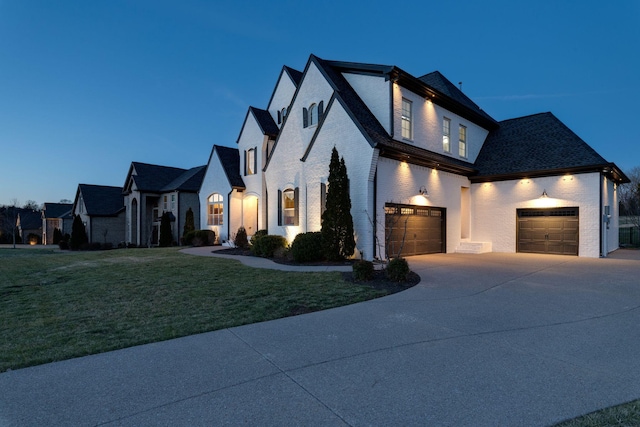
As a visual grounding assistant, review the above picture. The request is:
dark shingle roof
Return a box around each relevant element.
[284,66,303,86]
[129,162,188,192]
[418,71,496,125]
[78,184,124,216]
[250,107,279,137]
[474,112,609,178]
[161,165,206,192]
[215,145,245,189]
[44,203,73,218]
[18,210,42,230]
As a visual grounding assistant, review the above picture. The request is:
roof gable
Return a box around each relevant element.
[125,162,188,193]
[43,203,73,218]
[474,112,610,179]
[214,145,245,189]
[77,184,125,216]
[161,165,206,193]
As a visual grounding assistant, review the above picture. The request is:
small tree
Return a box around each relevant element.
[53,227,63,245]
[235,226,249,249]
[70,215,88,250]
[182,207,195,241]
[321,147,356,261]
[159,212,173,247]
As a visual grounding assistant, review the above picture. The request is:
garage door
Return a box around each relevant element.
[517,208,579,256]
[385,204,445,257]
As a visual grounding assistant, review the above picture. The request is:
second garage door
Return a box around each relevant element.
[517,208,579,256]
[385,204,445,257]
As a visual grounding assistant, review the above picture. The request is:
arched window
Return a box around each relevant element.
[281,107,287,122]
[207,194,223,225]
[309,103,318,126]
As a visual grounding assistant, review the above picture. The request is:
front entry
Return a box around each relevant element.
[385,204,446,257]
[517,208,579,256]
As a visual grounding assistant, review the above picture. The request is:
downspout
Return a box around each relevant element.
[599,172,604,257]
[305,184,308,233]
[389,79,395,138]
[227,189,233,243]
[373,170,377,260]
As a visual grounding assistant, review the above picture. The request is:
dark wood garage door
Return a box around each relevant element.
[385,204,445,257]
[517,208,579,256]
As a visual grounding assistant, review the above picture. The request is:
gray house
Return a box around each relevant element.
[72,184,126,246]
[123,162,205,246]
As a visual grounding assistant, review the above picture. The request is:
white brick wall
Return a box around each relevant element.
[199,149,232,242]
[267,68,298,126]
[391,84,489,163]
[471,172,606,258]
[343,72,391,133]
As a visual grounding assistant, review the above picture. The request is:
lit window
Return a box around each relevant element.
[246,148,255,175]
[401,98,412,140]
[309,103,318,126]
[443,118,451,153]
[283,189,295,225]
[459,125,467,158]
[207,194,223,225]
[163,195,168,211]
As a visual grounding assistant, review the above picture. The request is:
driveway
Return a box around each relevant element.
[1,251,639,426]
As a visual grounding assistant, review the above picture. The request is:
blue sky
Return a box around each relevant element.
[1,0,639,206]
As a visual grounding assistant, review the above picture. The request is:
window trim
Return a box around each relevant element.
[458,124,467,158]
[401,98,412,140]
[207,193,224,226]
[443,117,451,153]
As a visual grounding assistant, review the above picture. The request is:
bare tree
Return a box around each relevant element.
[23,200,39,211]
[1,199,20,248]
[619,167,640,241]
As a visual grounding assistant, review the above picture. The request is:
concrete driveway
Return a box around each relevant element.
[1,251,639,426]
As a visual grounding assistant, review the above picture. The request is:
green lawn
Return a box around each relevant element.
[0,247,385,372]
[553,399,640,427]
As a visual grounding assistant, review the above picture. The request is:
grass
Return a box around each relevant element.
[553,399,640,427]
[0,247,386,372]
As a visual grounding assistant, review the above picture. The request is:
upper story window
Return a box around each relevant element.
[277,107,287,125]
[171,194,176,211]
[245,148,256,176]
[163,195,168,211]
[401,98,412,140]
[207,194,223,226]
[303,101,323,128]
[443,118,451,153]
[459,125,467,158]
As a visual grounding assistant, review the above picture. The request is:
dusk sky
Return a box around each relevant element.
[1,1,638,207]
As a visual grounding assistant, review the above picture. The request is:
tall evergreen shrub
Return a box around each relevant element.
[159,212,173,247]
[321,147,356,261]
[183,207,195,240]
[70,215,88,250]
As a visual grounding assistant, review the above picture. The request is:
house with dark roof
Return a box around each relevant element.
[123,162,205,246]
[42,203,73,245]
[72,184,126,246]
[199,54,628,258]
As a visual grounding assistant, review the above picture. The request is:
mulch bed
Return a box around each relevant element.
[214,247,420,294]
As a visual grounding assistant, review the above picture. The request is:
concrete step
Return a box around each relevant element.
[456,241,492,254]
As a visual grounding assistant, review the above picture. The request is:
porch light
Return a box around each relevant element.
[541,190,549,198]
[419,186,428,196]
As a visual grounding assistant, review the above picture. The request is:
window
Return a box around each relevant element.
[278,188,298,226]
[281,107,287,122]
[309,103,318,126]
[245,148,256,175]
[303,101,323,128]
[459,125,467,158]
[171,194,176,211]
[401,98,412,140]
[207,194,223,225]
[443,118,451,153]
[163,195,168,211]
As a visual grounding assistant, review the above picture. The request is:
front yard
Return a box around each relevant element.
[0,247,387,372]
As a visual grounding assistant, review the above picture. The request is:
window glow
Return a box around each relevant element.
[401,98,412,140]
[283,189,295,225]
[207,194,223,225]
[443,118,451,153]
[458,125,467,157]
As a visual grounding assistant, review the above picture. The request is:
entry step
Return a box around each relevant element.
[456,241,492,254]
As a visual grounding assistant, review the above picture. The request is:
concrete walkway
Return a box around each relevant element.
[1,250,639,426]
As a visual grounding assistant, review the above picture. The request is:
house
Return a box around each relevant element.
[17,210,42,244]
[72,184,126,246]
[123,162,205,246]
[42,203,73,245]
[200,54,628,259]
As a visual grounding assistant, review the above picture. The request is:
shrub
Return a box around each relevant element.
[386,257,410,282]
[53,228,63,245]
[251,234,287,258]
[353,260,375,281]
[159,212,173,247]
[235,226,249,249]
[291,232,323,263]
[70,215,88,250]
[183,230,216,247]
[58,240,69,250]
[250,229,268,247]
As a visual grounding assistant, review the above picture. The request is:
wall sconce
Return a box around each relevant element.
[541,190,549,198]
[419,186,428,196]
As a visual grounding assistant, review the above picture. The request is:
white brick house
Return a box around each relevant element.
[200,55,628,259]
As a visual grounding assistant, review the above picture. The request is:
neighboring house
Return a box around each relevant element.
[200,54,628,259]
[123,162,205,246]
[72,184,126,246]
[17,210,42,244]
[42,203,73,245]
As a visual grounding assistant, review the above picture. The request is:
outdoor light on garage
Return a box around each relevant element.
[418,186,428,197]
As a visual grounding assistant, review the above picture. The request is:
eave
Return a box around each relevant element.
[378,144,477,176]
[469,163,630,184]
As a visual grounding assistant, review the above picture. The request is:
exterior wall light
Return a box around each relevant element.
[541,190,549,198]
[419,186,428,196]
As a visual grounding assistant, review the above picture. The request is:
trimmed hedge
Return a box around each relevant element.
[235,226,249,249]
[251,234,287,258]
[250,229,268,247]
[291,232,323,263]
[352,260,374,281]
[183,230,216,247]
[386,257,410,282]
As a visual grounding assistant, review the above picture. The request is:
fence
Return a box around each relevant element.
[619,226,640,247]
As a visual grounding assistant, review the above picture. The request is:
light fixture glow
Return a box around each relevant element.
[541,190,548,198]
